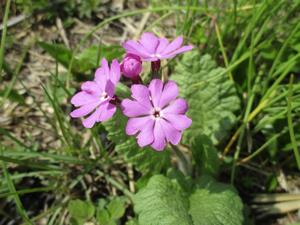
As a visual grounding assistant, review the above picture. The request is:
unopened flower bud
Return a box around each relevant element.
[121,54,142,79]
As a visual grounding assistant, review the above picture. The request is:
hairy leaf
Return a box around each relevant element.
[134,175,244,225]
[190,176,244,225]
[191,134,220,176]
[171,52,240,144]
[134,175,193,225]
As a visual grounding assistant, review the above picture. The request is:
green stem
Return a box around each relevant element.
[96,171,134,202]
[171,144,190,176]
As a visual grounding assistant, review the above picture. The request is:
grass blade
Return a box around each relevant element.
[0,0,11,81]
[41,84,73,151]
[287,74,300,170]
[1,148,33,225]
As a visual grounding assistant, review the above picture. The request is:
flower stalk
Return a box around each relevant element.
[151,60,161,78]
[171,144,190,176]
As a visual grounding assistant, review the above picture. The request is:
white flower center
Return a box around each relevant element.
[150,53,161,58]
[152,107,163,120]
[100,92,108,100]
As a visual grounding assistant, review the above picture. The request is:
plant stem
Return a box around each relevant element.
[151,60,161,79]
[96,171,134,202]
[171,144,190,176]
[132,76,143,84]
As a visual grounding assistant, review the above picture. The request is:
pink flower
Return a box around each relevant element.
[70,58,120,128]
[121,53,142,79]
[122,32,193,62]
[121,79,192,151]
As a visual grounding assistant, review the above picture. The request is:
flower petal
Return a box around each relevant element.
[136,118,155,147]
[142,56,160,62]
[131,84,152,109]
[151,120,166,151]
[98,102,116,122]
[139,32,159,54]
[105,80,115,97]
[125,116,152,135]
[70,91,98,107]
[81,81,102,96]
[160,119,182,145]
[110,59,121,84]
[123,40,151,58]
[162,98,188,114]
[70,101,100,118]
[159,81,179,108]
[156,38,169,54]
[101,58,110,77]
[149,79,163,108]
[161,36,183,55]
[121,99,150,117]
[160,45,193,59]
[164,114,192,131]
[82,107,102,128]
[94,67,108,90]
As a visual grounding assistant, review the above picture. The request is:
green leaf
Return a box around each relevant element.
[74,45,99,72]
[96,197,125,224]
[115,82,131,99]
[97,209,115,225]
[107,198,126,219]
[38,42,74,70]
[76,45,125,72]
[134,175,193,225]
[68,199,95,223]
[191,134,220,176]
[38,42,124,74]
[189,176,244,225]
[135,173,152,190]
[133,175,244,225]
[97,198,108,210]
[77,0,102,18]
[126,219,139,225]
[171,52,240,145]
[98,45,125,62]
[260,40,278,60]
[166,168,193,193]
[103,110,170,173]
